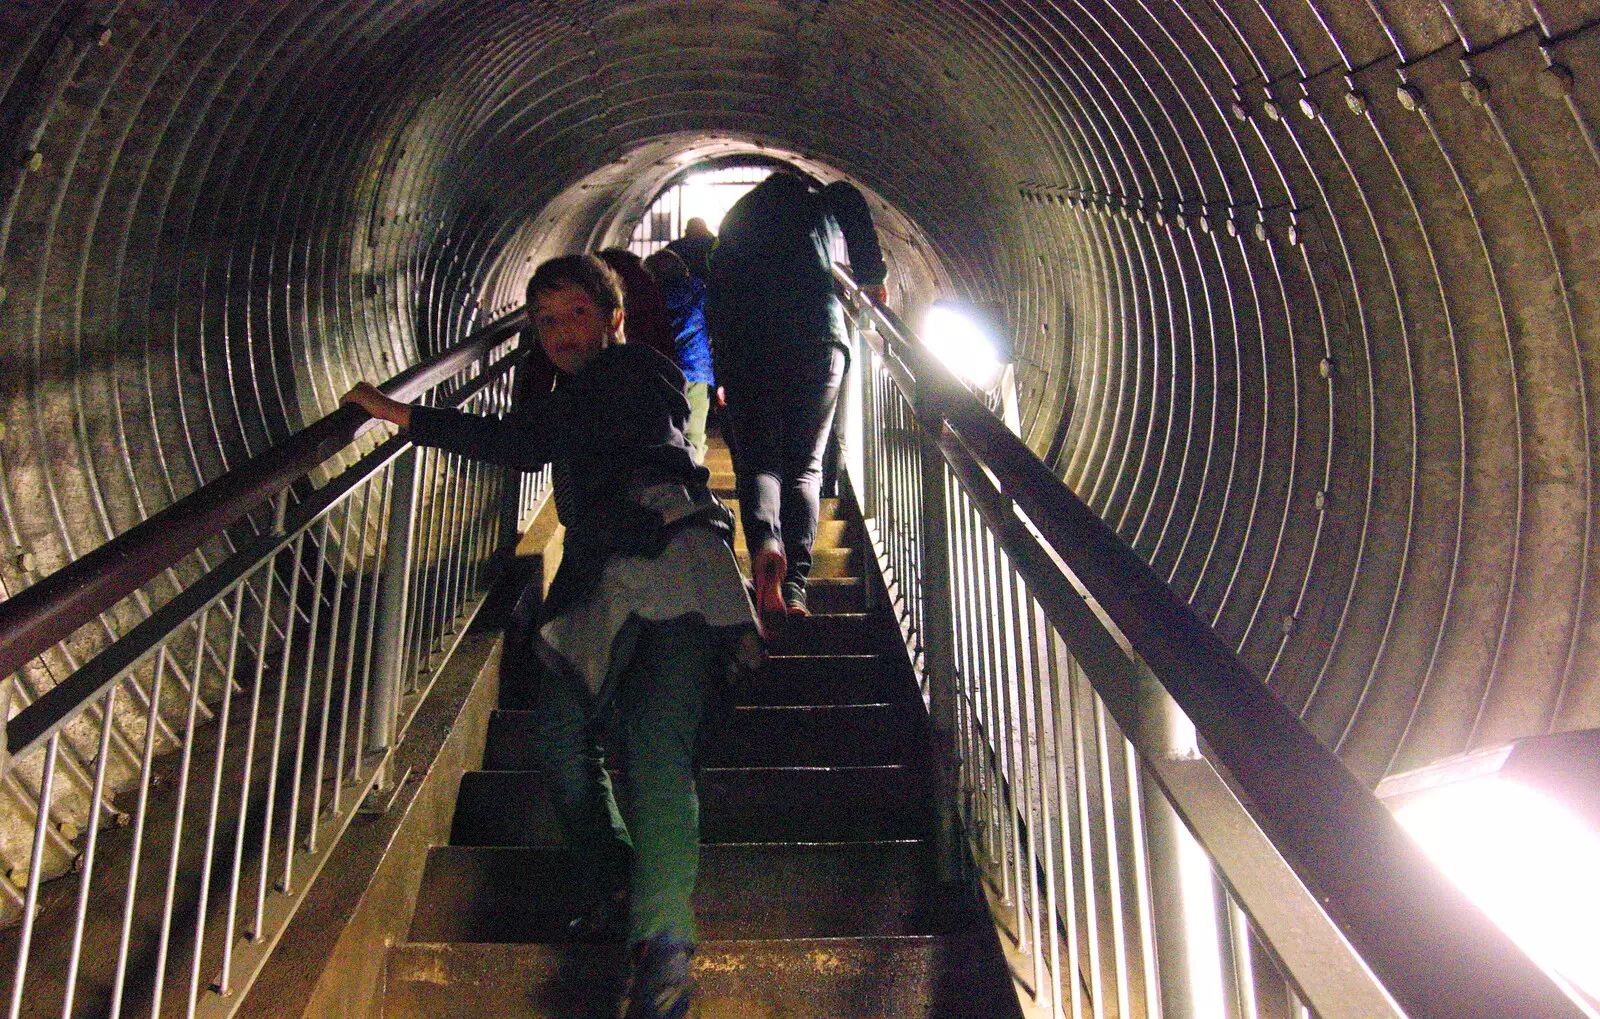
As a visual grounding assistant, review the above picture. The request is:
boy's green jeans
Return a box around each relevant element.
[535,616,712,945]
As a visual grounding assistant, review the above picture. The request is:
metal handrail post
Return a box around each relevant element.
[916,380,963,884]
[855,308,881,521]
[369,448,420,756]
[1140,766,1198,1019]
[498,358,528,551]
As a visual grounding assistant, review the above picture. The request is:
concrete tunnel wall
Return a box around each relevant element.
[2,0,1599,803]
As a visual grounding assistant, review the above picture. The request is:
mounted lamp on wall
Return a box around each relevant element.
[1376,729,1600,1016]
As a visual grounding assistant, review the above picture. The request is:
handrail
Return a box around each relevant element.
[0,308,542,1019]
[0,309,528,684]
[835,269,1580,1019]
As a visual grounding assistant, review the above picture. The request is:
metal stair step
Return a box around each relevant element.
[450,765,931,847]
[385,930,1024,1019]
[771,577,864,614]
[731,516,852,550]
[408,842,959,943]
[742,653,915,706]
[760,612,900,656]
[720,497,850,522]
[488,703,921,771]
[735,545,857,580]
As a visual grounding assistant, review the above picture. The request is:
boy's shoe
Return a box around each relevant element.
[619,936,695,1019]
[751,544,787,624]
[781,580,808,617]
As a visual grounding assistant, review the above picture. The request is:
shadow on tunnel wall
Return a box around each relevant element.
[2,0,1600,800]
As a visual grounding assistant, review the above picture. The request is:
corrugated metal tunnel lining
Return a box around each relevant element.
[2,0,1599,788]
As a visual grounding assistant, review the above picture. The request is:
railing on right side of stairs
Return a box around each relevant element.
[831,270,1585,1019]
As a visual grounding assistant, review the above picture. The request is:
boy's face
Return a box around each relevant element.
[534,282,623,375]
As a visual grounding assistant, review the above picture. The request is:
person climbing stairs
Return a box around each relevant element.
[382,436,1023,1017]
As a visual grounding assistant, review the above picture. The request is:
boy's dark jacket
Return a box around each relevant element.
[408,342,719,618]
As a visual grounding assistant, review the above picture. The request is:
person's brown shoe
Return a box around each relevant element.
[752,544,787,629]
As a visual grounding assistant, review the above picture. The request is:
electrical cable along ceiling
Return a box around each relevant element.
[1,0,1599,787]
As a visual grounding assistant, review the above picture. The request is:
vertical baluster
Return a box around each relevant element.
[354,474,391,763]
[334,483,375,801]
[980,528,1013,903]
[455,452,479,616]
[457,459,481,612]
[454,455,480,617]
[283,516,332,892]
[864,363,880,525]
[917,409,960,882]
[998,555,1031,953]
[8,732,61,1019]
[401,452,431,680]
[448,451,470,620]
[150,610,212,1018]
[1012,572,1046,1003]
[423,444,451,668]
[949,488,981,850]
[434,452,462,639]
[417,447,449,666]
[255,529,308,934]
[1124,741,1160,1018]
[483,460,501,583]
[1094,698,1133,1019]
[188,583,248,1017]
[1224,897,1258,1019]
[110,646,168,1019]
[949,493,979,850]
[339,481,379,790]
[61,684,119,1017]
[1065,654,1107,1018]
[1047,629,1084,1019]
[1029,601,1065,1017]
[315,500,356,826]
[1139,702,1206,1019]
[220,538,284,992]
[359,472,393,749]
[899,394,914,647]
[964,502,996,872]
[371,454,415,759]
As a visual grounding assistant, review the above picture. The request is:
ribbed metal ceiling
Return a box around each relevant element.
[2,0,1598,785]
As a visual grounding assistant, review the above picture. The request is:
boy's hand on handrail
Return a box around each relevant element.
[860,283,888,306]
[342,382,412,430]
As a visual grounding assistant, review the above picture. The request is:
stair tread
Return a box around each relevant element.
[451,765,932,847]
[386,932,1025,1018]
[489,702,921,769]
[743,653,918,706]
[409,842,973,942]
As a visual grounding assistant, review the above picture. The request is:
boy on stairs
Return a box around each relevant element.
[343,254,758,1019]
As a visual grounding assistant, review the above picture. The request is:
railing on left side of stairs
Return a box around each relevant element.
[0,309,549,1019]
[831,268,1586,1019]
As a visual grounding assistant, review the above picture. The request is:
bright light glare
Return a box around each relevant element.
[922,304,1003,388]
[1395,777,1600,1012]
[676,171,767,234]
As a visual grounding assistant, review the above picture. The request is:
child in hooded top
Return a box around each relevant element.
[343,254,755,1019]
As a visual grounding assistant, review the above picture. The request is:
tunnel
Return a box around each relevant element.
[3,0,1600,823]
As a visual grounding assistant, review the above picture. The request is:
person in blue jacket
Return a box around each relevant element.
[645,248,715,464]
[342,254,756,1019]
[707,171,888,621]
